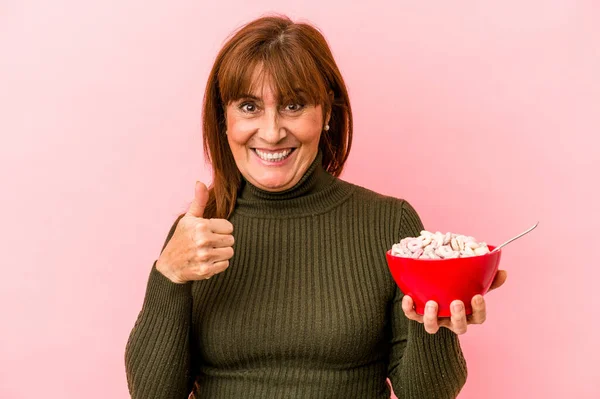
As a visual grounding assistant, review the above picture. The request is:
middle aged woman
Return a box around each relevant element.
[125,14,507,399]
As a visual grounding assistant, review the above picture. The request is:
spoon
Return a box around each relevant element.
[491,221,539,253]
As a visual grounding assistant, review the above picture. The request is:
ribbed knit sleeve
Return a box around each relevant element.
[388,201,468,398]
[125,214,195,399]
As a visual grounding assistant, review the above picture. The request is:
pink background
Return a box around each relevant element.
[1,1,598,398]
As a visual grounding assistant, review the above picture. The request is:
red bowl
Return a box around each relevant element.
[386,245,502,317]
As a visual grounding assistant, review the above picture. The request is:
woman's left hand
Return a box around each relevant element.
[401,269,508,335]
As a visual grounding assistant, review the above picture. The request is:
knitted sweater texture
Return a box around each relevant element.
[125,154,467,398]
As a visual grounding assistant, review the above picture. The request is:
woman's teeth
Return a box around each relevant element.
[255,149,293,162]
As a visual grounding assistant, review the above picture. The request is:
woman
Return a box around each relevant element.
[125,15,506,398]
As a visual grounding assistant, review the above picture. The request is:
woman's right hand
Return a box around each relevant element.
[156,181,235,283]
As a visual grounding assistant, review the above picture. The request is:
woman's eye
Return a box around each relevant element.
[283,103,304,112]
[239,102,258,113]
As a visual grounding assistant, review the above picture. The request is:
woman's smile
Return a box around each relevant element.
[252,147,296,164]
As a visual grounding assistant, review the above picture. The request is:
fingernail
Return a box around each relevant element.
[453,302,464,312]
[427,301,436,311]
[474,296,483,305]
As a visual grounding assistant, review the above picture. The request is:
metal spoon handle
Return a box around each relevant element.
[491,222,539,253]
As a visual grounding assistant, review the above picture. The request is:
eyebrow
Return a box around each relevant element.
[237,93,261,100]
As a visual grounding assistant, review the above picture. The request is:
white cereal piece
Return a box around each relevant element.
[411,248,424,259]
[456,236,466,251]
[422,247,435,257]
[451,237,460,251]
[445,251,460,259]
[434,232,445,247]
[466,241,479,250]
[391,244,404,256]
[462,246,475,257]
[420,234,432,247]
[443,232,452,245]
[474,245,490,256]
[407,239,423,252]
[435,245,453,259]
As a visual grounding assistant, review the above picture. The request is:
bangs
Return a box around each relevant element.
[218,38,328,106]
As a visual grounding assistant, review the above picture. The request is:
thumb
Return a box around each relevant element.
[488,269,507,292]
[186,181,209,218]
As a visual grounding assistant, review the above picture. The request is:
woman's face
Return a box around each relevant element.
[225,77,328,192]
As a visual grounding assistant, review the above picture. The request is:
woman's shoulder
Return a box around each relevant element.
[334,177,425,239]
[336,177,419,214]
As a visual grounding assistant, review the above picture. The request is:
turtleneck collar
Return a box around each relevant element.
[235,151,355,218]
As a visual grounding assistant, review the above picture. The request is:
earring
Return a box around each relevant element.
[324,124,330,131]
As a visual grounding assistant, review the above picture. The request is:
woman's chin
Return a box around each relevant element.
[252,176,298,192]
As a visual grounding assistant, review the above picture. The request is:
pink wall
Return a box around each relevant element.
[1,1,598,398]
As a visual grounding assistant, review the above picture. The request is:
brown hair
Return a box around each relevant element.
[200,14,353,220]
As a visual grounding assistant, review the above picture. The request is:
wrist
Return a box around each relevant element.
[155,259,186,284]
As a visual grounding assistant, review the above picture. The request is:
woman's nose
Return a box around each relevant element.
[258,110,286,143]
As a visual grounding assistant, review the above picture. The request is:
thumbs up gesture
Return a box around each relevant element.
[156,182,235,283]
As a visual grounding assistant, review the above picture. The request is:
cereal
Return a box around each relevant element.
[407,239,423,252]
[443,232,452,245]
[391,230,490,259]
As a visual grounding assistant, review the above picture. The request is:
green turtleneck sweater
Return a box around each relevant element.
[125,154,467,398]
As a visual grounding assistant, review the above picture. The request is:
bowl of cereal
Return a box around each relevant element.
[386,230,501,317]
